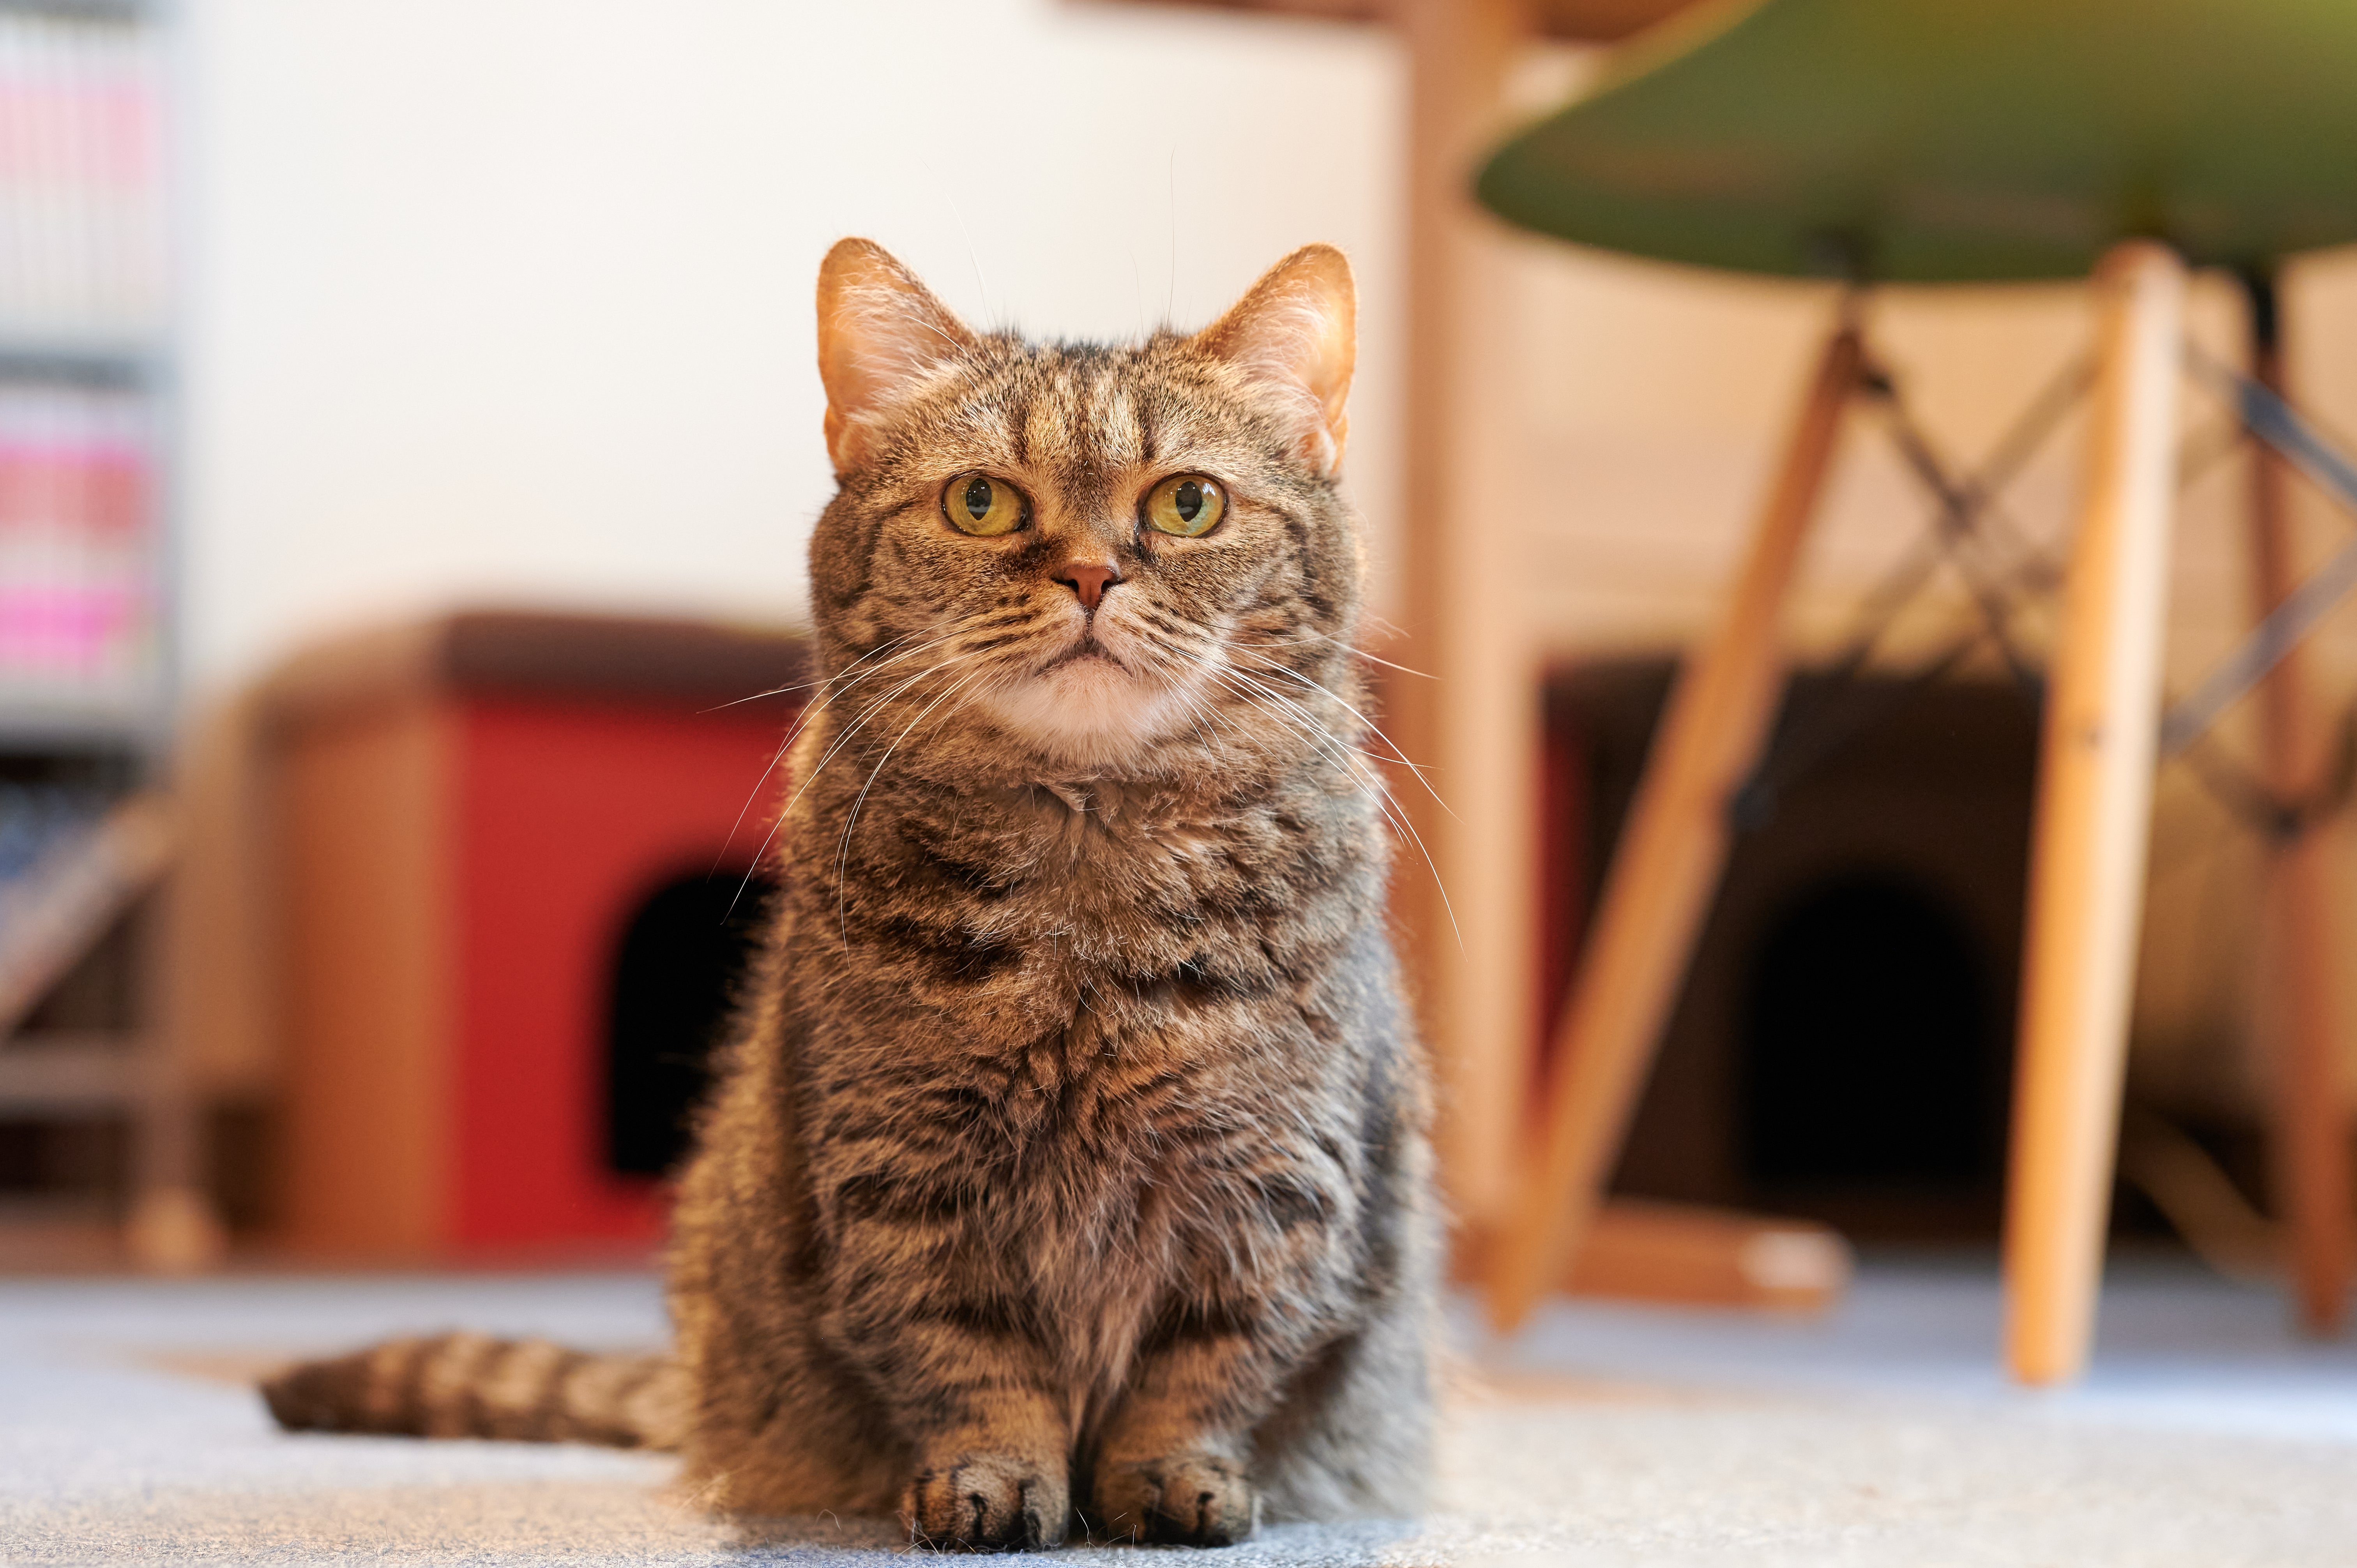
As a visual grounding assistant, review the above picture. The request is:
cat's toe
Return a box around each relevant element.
[1093,1455,1258,1547]
[903,1454,1067,1552]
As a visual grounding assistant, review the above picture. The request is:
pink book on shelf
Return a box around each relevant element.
[0,388,152,689]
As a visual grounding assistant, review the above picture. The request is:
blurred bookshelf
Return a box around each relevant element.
[0,0,203,1271]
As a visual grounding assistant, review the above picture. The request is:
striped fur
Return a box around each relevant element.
[261,240,1439,1551]
[260,1333,684,1448]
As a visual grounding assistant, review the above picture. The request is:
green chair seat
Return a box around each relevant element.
[1478,0,2357,283]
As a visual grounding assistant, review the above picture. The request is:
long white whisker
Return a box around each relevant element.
[1207,669,1403,840]
[786,651,986,817]
[1217,663,1412,780]
[701,626,948,712]
[1235,626,1436,680]
[834,664,998,945]
[1206,667,1461,948]
[730,650,986,915]
[709,629,980,869]
[1247,686,1459,952]
[1228,643,1450,808]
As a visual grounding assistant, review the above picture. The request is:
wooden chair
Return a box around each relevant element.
[1475,0,2357,1383]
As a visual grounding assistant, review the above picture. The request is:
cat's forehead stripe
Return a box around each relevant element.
[1096,380,1141,469]
[964,351,1151,468]
[1023,371,1069,466]
[999,368,1034,466]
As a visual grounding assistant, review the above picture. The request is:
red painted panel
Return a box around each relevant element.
[449,698,793,1251]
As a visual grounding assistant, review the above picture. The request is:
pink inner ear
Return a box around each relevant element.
[1193,247,1357,473]
[815,240,975,470]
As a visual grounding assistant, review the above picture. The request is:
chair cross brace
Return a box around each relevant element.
[1744,334,2357,843]
[2159,350,2357,756]
[1735,344,2076,826]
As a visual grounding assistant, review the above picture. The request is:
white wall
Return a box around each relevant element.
[180,0,1405,694]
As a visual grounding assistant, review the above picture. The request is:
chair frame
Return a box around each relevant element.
[1491,240,2353,1383]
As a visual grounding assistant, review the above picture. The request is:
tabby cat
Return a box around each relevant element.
[262,238,1440,1550]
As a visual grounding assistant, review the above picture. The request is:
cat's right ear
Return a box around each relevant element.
[816,238,976,475]
[1192,244,1357,476]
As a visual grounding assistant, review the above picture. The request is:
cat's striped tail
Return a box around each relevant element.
[260,1331,687,1451]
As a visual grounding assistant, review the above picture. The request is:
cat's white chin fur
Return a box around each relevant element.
[982,646,1198,768]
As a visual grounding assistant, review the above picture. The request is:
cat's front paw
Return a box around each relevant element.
[904,1453,1067,1552]
[1093,1455,1258,1547]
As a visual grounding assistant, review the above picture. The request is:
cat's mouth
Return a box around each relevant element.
[1035,636,1129,675]
[981,623,1201,763]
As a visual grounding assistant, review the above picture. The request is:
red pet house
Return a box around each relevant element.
[264,612,804,1260]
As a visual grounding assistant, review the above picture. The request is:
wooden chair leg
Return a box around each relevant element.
[1487,321,1862,1332]
[2269,827,2355,1332]
[2244,275,2353,1336]
[2003,240,2187,1386]
[1397,0,1536,1232]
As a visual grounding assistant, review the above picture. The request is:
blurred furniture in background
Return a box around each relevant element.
[0,0,207,1270]
[1538,663,2038,1241]
[1478,0,2357,1382]
[1560,1197,1848,1310]
[212,611,805,1262]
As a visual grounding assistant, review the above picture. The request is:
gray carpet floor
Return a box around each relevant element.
[4,1257,2354,1566]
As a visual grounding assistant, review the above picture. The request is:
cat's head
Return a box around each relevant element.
[806,238,1364,775]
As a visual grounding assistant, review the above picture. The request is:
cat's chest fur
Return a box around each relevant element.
[786,758,1380,1329]
[805,761,1370,1043]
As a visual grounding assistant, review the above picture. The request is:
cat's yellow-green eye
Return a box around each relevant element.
[1143,474,1226,538]
[943,473,1027,537]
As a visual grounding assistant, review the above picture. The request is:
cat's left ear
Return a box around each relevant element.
[1192,244,1356,476]
[816,238,978,475]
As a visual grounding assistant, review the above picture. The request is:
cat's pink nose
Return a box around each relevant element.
[1054,560,1121,611]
